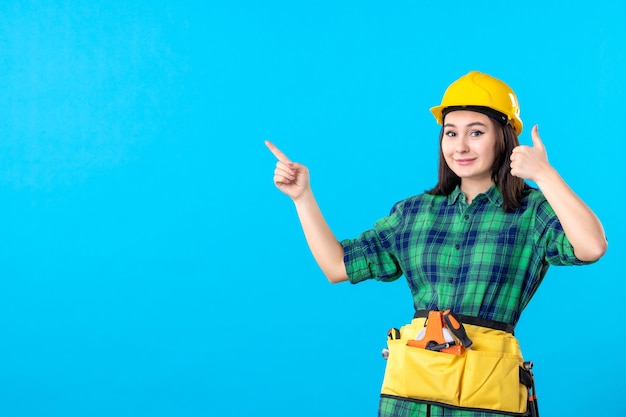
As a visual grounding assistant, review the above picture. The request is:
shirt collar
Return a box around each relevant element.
[447,184,503,207]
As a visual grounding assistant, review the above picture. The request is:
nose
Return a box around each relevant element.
[455,138,469,153]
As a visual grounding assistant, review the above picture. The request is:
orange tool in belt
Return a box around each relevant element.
[406,310,472,355]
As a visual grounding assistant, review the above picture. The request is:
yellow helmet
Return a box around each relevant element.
[430,71,523,136]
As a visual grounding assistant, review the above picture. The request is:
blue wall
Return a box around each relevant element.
[1,1,623,416]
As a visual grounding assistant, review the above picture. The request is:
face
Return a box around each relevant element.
[441,111,499,190]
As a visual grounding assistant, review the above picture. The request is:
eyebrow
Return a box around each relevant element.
[443,121,488,128]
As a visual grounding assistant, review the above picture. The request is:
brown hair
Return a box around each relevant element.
[425,119,529,212]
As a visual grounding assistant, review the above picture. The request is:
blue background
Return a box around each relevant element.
[1,1,623,416]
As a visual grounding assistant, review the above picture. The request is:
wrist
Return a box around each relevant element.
[293,188,315,206]
[533,165,559,189]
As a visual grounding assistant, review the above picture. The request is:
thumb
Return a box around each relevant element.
[531,124,544,150]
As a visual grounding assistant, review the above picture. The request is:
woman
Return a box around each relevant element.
[265,71,607,417]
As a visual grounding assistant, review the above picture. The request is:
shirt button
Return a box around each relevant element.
[464,215,469,220]
[449,277,454,283]
[455,244,460,250]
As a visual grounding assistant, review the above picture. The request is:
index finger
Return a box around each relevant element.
[264,140,292,163]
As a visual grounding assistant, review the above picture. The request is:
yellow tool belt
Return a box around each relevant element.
[381,315,535,416]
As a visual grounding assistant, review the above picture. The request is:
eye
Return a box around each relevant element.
[470,130,484,137]
[444,130,456,137]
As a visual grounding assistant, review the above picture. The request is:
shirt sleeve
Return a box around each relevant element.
[341,201,405,284]
[533,199,597,266]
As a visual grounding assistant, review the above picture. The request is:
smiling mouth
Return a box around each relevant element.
[455,158,476,165]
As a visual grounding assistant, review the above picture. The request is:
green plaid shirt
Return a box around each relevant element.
[341,185,592,417]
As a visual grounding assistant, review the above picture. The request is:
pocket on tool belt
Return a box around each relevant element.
[403,343,465,405]
[382,339,465,404]
[381,339,410,398]
[466,327,520,355]
[461,349,526,413]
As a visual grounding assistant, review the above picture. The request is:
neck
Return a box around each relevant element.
[460,180,494,204]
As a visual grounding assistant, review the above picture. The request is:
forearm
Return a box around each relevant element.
[293,189,349,283]
[536,168,608,261]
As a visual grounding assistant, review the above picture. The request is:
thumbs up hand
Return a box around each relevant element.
[510,125,551,182]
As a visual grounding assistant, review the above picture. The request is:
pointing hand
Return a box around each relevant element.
[265,140,311,201]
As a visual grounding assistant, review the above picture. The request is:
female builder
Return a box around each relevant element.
[265,71,607,417]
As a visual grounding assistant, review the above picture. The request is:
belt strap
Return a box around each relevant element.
[413,309,515,334]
